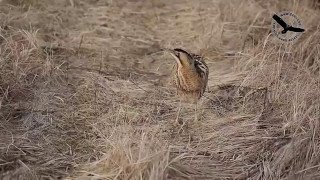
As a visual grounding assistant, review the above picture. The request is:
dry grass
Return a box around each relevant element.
[0,0,320,179]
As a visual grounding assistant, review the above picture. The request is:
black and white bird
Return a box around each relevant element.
[272,14,305,34]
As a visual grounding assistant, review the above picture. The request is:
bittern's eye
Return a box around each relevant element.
[176,52,180,58]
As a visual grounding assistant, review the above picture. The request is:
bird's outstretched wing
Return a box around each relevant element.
[272,14,288,28]
[287,26,305,32]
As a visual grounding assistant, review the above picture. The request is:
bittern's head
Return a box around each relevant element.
[167,48,194,67]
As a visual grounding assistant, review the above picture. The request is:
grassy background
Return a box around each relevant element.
[0,0,319,179]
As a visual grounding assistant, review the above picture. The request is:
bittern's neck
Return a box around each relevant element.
[178,62,195,72]
[179,59,193,69]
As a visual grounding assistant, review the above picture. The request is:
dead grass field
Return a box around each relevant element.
[0,0,320,179]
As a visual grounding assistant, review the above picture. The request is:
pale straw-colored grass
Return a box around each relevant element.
[0,0,319,179]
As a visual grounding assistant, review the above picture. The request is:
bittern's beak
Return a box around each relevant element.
[164,48,181,65]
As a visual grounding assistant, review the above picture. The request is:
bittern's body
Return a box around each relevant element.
[167,48,209,123]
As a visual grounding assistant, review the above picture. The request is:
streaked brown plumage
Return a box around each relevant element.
[168,48,209,103]
[166,48,209,123]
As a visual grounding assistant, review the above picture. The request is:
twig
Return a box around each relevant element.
[77,35,84,54]
[99,51,103,74]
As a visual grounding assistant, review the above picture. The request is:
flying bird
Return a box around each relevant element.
[272,14,305,34]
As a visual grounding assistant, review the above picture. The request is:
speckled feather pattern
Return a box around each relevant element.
[172,52,209,103]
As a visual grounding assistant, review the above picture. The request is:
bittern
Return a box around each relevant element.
[166,48,209,123]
